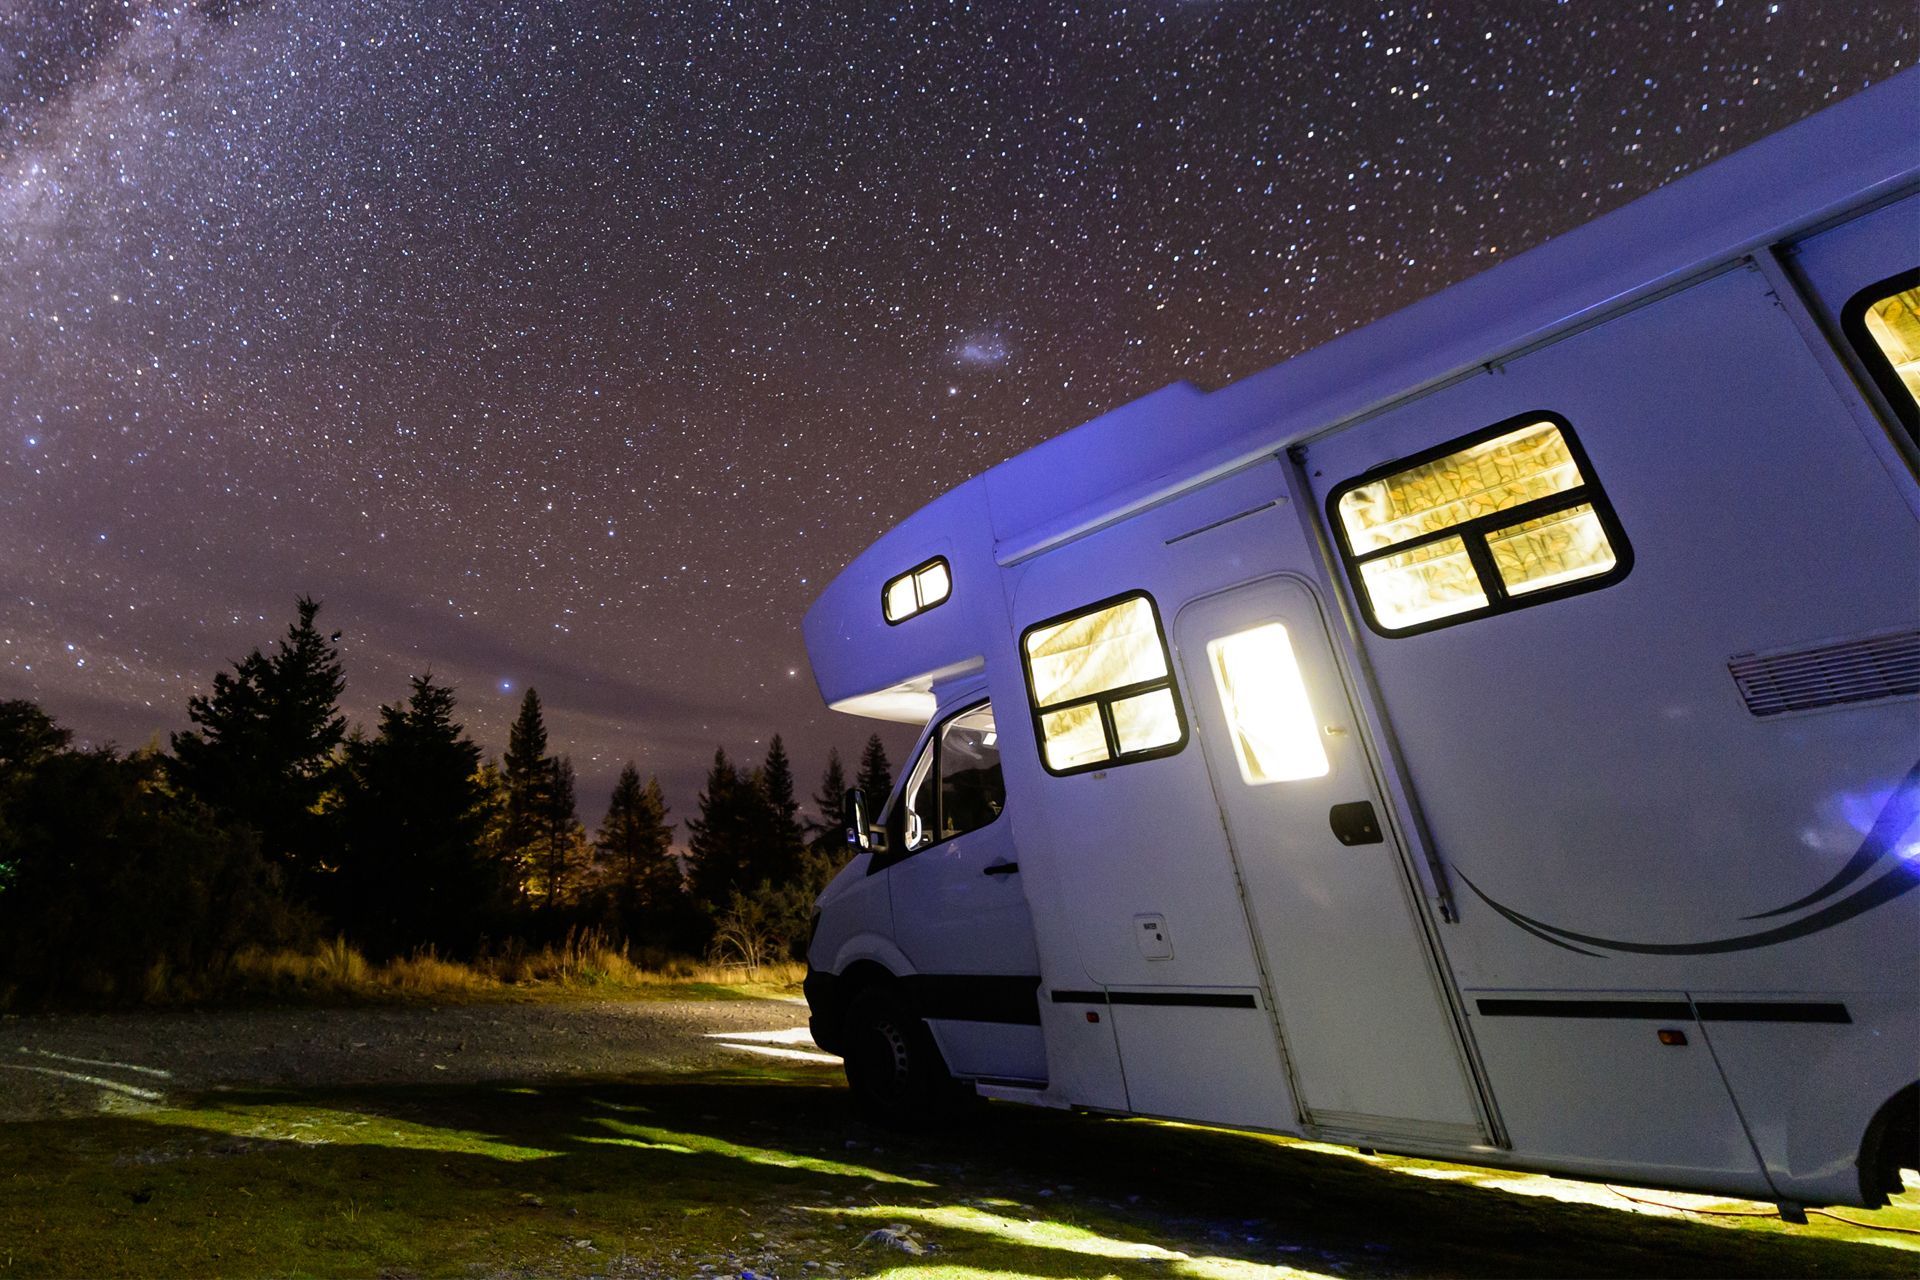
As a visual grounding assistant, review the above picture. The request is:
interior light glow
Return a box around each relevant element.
[1022,593,1184,771]
[1337,419,1622,631]
[1863,284,1920,411]
[882,557,952,623]
[1206,623,1330,784]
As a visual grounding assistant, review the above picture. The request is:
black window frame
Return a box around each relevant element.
[867,697,1004,873]
[1327,410,1634,638]
[1840,266,1920,449]
[1019,589,1189,778]
[881,555,953,626]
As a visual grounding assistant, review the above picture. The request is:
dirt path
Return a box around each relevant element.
[0,995,1912,1278]
[0,995,827,1121]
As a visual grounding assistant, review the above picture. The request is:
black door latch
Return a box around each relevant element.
[982,861,1021,876]
[1329,801,1383,846]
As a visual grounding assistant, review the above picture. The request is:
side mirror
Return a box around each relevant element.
[844,788,868,850]
[845,787,889,855]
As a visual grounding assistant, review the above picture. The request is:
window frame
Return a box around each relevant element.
[882,555,953,626]
[1327,411,1633,638]
[867,697,1004,873]
[1840,266,1920,447]
[1019,589,1189,778]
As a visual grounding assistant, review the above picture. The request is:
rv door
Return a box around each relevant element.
[1175,575,1488,1144]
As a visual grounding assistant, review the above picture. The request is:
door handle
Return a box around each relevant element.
[1329,801,1384,846]
[982,861,1021,876]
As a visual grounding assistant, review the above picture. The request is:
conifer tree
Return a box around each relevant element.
[502,688,550,900]
[808,747,849,854]
[687,748,751,908]
[170,596,346,879]
[596,762,677,916]
[336,674,487,951]
[752,735,805,887]
[856,734,893,810]
[539,755,582,906]
[634,775,683,909]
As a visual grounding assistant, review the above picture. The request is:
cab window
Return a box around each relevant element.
[896,701,1005,856]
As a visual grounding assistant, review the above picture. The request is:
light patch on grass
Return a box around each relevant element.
[143,1101,560,1162]
[824,1204,1332,1279]
[586,1115,933,1185]
[1131,1117,1920,1253]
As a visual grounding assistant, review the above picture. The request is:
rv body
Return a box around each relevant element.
[800,73,1920,1210]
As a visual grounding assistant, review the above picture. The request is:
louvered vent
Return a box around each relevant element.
[1729,629,1920,717]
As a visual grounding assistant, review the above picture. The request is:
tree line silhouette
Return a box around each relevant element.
[0,598,896,1004]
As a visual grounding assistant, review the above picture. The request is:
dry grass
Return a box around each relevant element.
[204,929,805,1005]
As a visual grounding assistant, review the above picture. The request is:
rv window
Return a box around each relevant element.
[1842,268,1920,444]
[882,557,953,624]
[1206,623,1330,785]
[1330,414,1629,635]
[938,704,1004,839]
[1021,592,1187,775]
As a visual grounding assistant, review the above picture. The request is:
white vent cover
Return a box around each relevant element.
[1729,629,1920,717]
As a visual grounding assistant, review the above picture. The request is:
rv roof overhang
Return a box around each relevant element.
[983,68,1920,566]
[801,478,999,719]
[804,69,1920,721]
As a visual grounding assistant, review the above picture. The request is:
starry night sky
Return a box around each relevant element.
[2,1,1909,822]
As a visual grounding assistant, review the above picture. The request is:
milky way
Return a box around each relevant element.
[1,1,1908,820]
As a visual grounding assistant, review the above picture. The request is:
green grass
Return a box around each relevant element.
[1,1066,1914,1279]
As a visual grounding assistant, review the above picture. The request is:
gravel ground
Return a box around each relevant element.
[0,995,824,1120]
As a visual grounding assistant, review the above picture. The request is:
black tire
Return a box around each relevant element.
[841,984,968,1126]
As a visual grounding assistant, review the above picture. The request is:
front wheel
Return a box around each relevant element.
[842,985,969,1126]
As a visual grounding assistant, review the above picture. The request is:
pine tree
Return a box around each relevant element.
[502,688,549,901]
[472,758,512,894]
[539,755,582,906]
[595,765,681,926]
[170,597,346,879]
[336,674,488,952]
[856,734,893,809]
[750,735,805,888]
[807,747,849,854]
[687,748,748,909]
[0,700,72,783]
[635,775,683,909]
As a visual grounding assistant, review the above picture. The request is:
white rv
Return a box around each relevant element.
[799,71,1920,1213]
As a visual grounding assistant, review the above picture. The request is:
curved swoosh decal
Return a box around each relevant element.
[1741,760,1920,919]
[1463,763,1920,957]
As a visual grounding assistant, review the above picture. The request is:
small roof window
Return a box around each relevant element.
[883,557,952,624]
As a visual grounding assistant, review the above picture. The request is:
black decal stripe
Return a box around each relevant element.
[900,974,1042,1025]
[1048,989,1259,1009]
[1744,761,1920,919]
[1695,1001,1851,1024]
[1109,991,1258,1009]
[1460,878,1603,957]
[1476,998,1852,1024]
[1477,998,1692,1019]
[1471,859,1920,957]
[1462,762,1920,957]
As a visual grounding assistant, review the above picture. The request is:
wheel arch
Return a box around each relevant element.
[1859,1080,1919,1207]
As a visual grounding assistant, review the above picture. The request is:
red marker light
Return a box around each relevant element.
[1657,1028,1688,1046]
